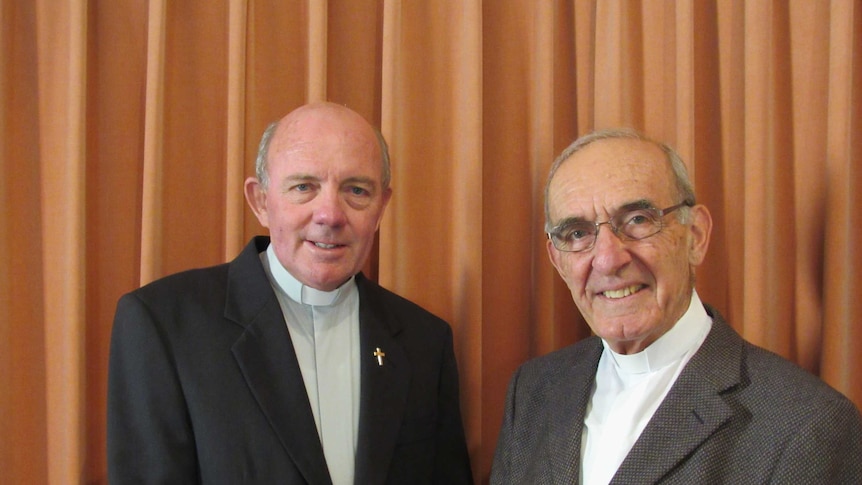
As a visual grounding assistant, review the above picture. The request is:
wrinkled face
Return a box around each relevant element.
[546,138,711,354]
[246,105,391,291]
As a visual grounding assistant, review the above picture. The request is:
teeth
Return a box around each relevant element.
[603,285,641,299]
[314,242,338,249]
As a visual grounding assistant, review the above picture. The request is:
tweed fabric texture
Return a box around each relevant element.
[490,305,862,484]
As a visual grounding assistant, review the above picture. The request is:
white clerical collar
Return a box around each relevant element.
[603,290,711,374]
[265,243,354,307]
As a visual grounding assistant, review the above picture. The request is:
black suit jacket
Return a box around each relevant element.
[108,236,473,484]
[491,305,862,484]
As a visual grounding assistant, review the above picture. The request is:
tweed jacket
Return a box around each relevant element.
[491,305,862,484]
[108,236,473,484]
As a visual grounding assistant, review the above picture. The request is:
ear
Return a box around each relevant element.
[381,186,393,210]
[374,187,393,230]
[546,237,565,276]
[686,204,712,266]
[244,177,270,228]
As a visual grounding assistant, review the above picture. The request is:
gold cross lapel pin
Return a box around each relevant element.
[373,347,386,366]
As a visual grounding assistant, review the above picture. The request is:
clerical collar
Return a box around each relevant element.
[603,290,711,374]
[265,244,354,307]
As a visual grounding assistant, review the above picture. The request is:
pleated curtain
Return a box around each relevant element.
[2,1,861,483]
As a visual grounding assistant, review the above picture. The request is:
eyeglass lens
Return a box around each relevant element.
[550,207,666,252]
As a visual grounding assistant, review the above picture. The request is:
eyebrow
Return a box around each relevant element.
[342,175,377,188]
[618,199,655,212]
[278,174,379,190]
[284,174,318,182]
[551,199,657,228]
[278,174,319,190]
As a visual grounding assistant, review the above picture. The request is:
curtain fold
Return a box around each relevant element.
[823,0,862,402]
[36,0,88,482]
[225,0,249,258]
[2,2,48,483]
[140,0,167,285]
[3,1,861,483]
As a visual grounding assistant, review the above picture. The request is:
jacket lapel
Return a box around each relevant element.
[611,309,743,484]
[353,274,410,485]
[547,339,603,485]
[226,237,332,485]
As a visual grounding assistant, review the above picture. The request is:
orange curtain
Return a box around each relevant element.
[2,1,861,483]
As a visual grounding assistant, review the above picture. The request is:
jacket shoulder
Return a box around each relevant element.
[704,305,852,407]
[121,237,268,310]
[125,263,231,306]
[512,337,603,390]
[356,273,451,333]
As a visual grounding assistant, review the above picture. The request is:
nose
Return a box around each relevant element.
[591,222,632,273]
[311,189,348,227]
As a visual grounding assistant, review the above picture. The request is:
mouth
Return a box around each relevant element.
[308,239,347,250]
[600,284,645,299]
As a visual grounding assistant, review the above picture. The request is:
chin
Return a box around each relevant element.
[597,319,654,340]
[316,272,357,291]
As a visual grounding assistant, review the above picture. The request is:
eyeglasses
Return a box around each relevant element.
[547,201,693,252]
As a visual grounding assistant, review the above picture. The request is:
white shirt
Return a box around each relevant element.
[580,290,712,485]
[261,244,360,485]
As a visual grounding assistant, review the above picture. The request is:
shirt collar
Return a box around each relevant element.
[603,290,712,374]
[265,243,354,307]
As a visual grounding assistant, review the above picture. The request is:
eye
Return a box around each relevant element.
[629,214,649,224]
[349,186,369,196]
[283,180,320,202]
[559,223,593,241]
[620,209,658,226]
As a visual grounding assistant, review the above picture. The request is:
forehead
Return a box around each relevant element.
[549,137,676,217]
[268,108,382,177]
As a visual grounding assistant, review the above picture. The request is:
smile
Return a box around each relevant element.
[601,284,644,299]
[313,241,342,249]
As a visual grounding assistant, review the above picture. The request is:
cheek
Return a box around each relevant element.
[649,240,692,290]
[555,257,589,292]
[354,208,385,234]
[273,199,306,221]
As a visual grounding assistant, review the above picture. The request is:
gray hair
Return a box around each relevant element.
[254,120,392,191]
[544,128,696,231]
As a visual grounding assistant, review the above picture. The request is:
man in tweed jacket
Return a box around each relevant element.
[491,129,862,484]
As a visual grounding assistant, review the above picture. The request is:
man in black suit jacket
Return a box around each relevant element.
[108,103,473,484]
[491,128,862,484]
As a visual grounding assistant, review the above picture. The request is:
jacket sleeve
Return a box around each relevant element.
[771,396,862,483]
[432,325,475,484]
[107,293,199,483]
[489,366,521,484]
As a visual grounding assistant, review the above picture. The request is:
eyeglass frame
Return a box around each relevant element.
[546,200,695,252]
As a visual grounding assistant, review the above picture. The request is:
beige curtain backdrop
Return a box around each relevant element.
[2,0,861,483]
